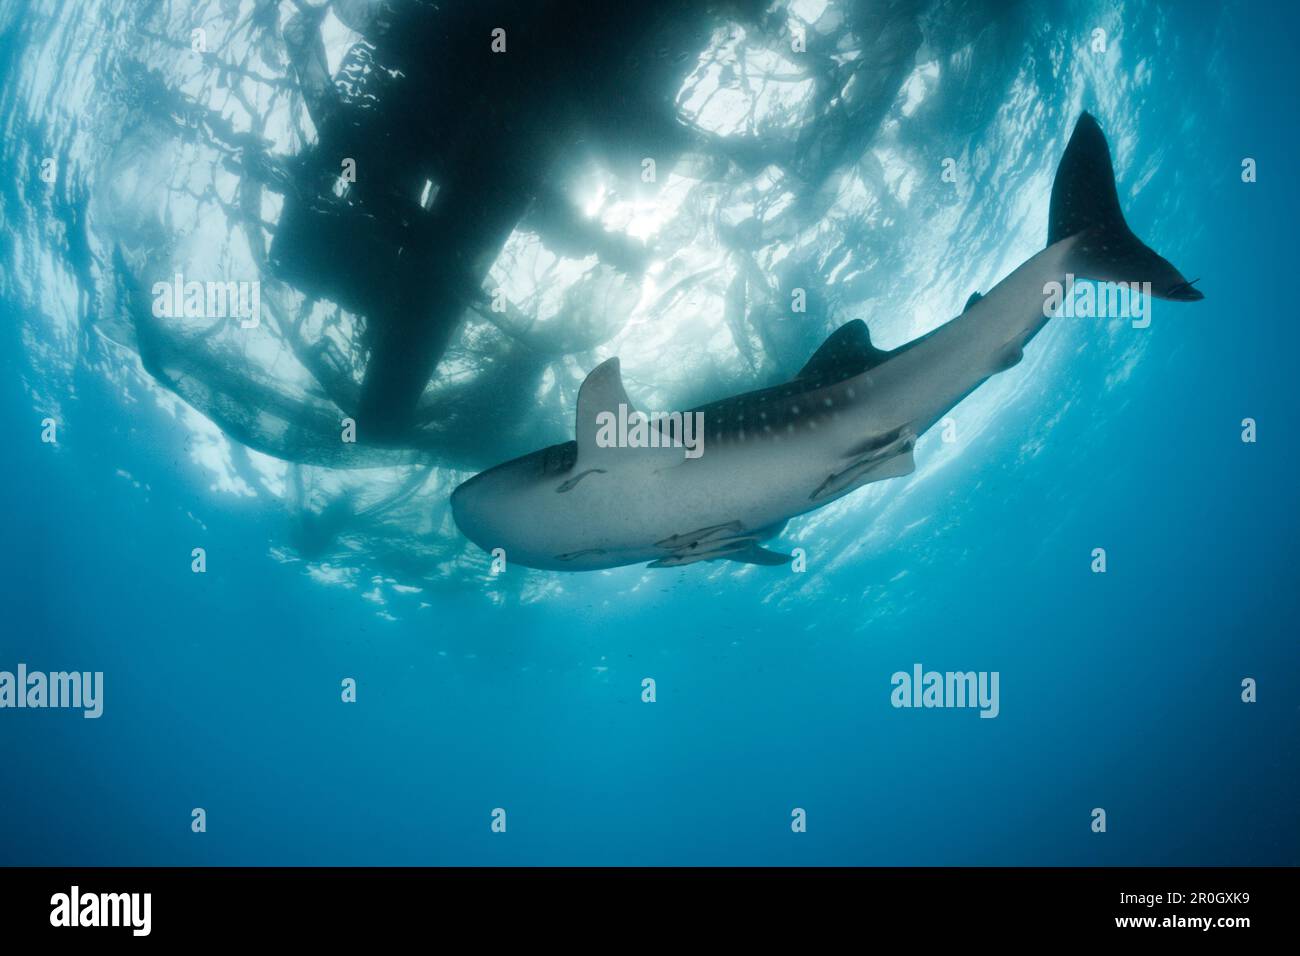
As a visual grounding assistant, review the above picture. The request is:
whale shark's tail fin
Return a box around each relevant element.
[1049,113,1203,301]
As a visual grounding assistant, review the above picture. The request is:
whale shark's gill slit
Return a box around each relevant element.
[556,468,606,493]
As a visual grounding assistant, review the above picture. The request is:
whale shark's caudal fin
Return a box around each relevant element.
[1049,113,1203,301]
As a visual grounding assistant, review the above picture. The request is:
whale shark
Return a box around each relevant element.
[451,114,1203,571]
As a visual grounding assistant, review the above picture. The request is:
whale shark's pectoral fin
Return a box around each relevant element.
[797,320,891,381]
[725,543,795,566]
[574,358,685,468]
[650,522,792,568]
[654,522,744,550]
[648,539,792,568]
[811,445,916,501]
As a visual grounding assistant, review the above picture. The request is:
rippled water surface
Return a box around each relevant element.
[1,0,1296,865]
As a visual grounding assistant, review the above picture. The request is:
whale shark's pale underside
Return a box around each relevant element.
[451,114,1203,571]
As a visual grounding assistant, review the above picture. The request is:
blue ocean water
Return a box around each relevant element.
[1,0,1297,866]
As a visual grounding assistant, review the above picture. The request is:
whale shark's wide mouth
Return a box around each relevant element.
[449,453,533,548]
[449,439,577,551]
[449,476,500,558]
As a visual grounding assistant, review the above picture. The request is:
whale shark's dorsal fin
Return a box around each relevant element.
[797,320,890,381]
[576,358,634,461]
[574,358,683,466]
[963,291,983,312]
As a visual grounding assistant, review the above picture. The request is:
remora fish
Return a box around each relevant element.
[451,114,1203,571]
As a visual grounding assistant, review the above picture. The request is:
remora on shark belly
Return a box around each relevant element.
[450,113,1203,572]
